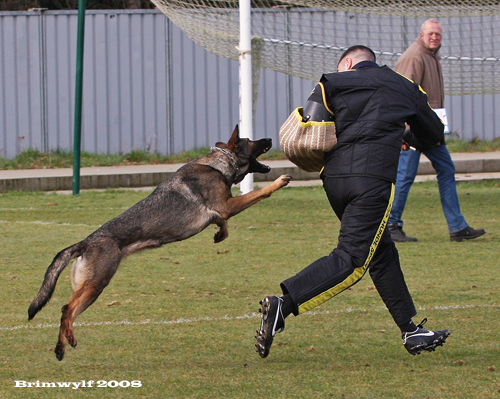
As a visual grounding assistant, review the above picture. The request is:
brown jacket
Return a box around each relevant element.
[395,36,444,109]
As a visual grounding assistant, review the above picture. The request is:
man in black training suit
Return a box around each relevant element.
[255,45,451,358]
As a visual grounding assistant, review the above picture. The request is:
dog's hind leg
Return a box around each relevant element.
[56,285,104,361]
[55,242,122,361]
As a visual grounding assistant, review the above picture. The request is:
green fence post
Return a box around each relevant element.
[72,0,86,195]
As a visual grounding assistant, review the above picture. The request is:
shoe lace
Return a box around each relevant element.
[416,318,428,329]
[402,318,429,344]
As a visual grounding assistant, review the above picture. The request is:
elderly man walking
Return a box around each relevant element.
[388,18,486,243]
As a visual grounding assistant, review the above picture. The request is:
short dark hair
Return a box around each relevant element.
[338,45,376,65]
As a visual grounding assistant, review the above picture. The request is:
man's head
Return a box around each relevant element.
[420,18,442,51]
[337,45,376,72]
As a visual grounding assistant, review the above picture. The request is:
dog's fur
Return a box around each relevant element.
[28,126,291,360]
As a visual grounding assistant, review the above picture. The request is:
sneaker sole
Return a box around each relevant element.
[406,331,451,355]
[450,231,486,242]
[255,297,274,358]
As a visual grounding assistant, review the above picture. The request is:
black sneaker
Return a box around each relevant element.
[388,223,418,242]
[255,296,285,358]
[450,226,486,242]
[402,318,450,355]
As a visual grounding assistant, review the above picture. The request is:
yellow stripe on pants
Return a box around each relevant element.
[298,183,395,314]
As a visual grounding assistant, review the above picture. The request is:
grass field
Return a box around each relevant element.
[0,181,498,398]
[1,137,499,170]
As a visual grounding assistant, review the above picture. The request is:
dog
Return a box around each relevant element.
[28,125,291,360]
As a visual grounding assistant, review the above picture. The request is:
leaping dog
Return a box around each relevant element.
[28,125,291,360]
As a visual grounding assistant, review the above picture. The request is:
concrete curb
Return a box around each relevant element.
[1,152,500,192]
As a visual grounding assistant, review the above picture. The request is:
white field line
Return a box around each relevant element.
[0,207,128,228]
[0,208,38,211]
[0,207,128,211]
[0,219,99,228]
[2,303,497,332]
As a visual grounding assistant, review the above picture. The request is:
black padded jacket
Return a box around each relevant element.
[307,62,444,183]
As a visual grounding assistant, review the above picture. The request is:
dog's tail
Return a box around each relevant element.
[28,242,85,320]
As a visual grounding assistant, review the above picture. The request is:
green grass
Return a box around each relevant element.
[0,148,287,170]
[446,137,500,153]
[1,137,498,170]
[0,182,499,398]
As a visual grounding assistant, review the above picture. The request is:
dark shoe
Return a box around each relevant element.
[402,318,450,355]
[450,226,486,242]
[388,223,418,242]
[255,296,285,358]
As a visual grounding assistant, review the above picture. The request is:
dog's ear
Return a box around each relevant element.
[227,125,240,150]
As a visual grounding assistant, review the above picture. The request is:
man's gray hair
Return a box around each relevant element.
[421,18,440,32]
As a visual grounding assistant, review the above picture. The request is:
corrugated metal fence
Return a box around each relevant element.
[0,9,498,159]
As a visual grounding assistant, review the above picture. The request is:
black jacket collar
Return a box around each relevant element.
[352,60,379,69]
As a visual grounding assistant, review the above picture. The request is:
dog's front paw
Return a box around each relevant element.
[276,174,292,188]
[214,230,228,243]
[214,223,229,243]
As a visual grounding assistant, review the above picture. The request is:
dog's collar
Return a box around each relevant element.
[210,146,239,171]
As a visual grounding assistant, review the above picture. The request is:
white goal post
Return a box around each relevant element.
[239,0,254,194]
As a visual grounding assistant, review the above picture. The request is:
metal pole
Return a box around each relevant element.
[285,6,293,114]
[72,0,86,195]
[34,8,49,153]
[239,0,253,194]
[166,18,174,155]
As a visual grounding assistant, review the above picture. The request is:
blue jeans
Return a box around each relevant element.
[388,145,468,234]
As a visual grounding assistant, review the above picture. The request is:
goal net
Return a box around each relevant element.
[150,0,500,96]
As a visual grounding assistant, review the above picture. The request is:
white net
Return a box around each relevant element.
[151,0,500,95]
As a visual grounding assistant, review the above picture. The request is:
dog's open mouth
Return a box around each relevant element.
[251,139,272,174]
[259,144,270,156]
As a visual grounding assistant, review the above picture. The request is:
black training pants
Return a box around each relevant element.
[281,176,417,326]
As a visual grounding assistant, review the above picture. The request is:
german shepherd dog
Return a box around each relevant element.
[28,125,291,360]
